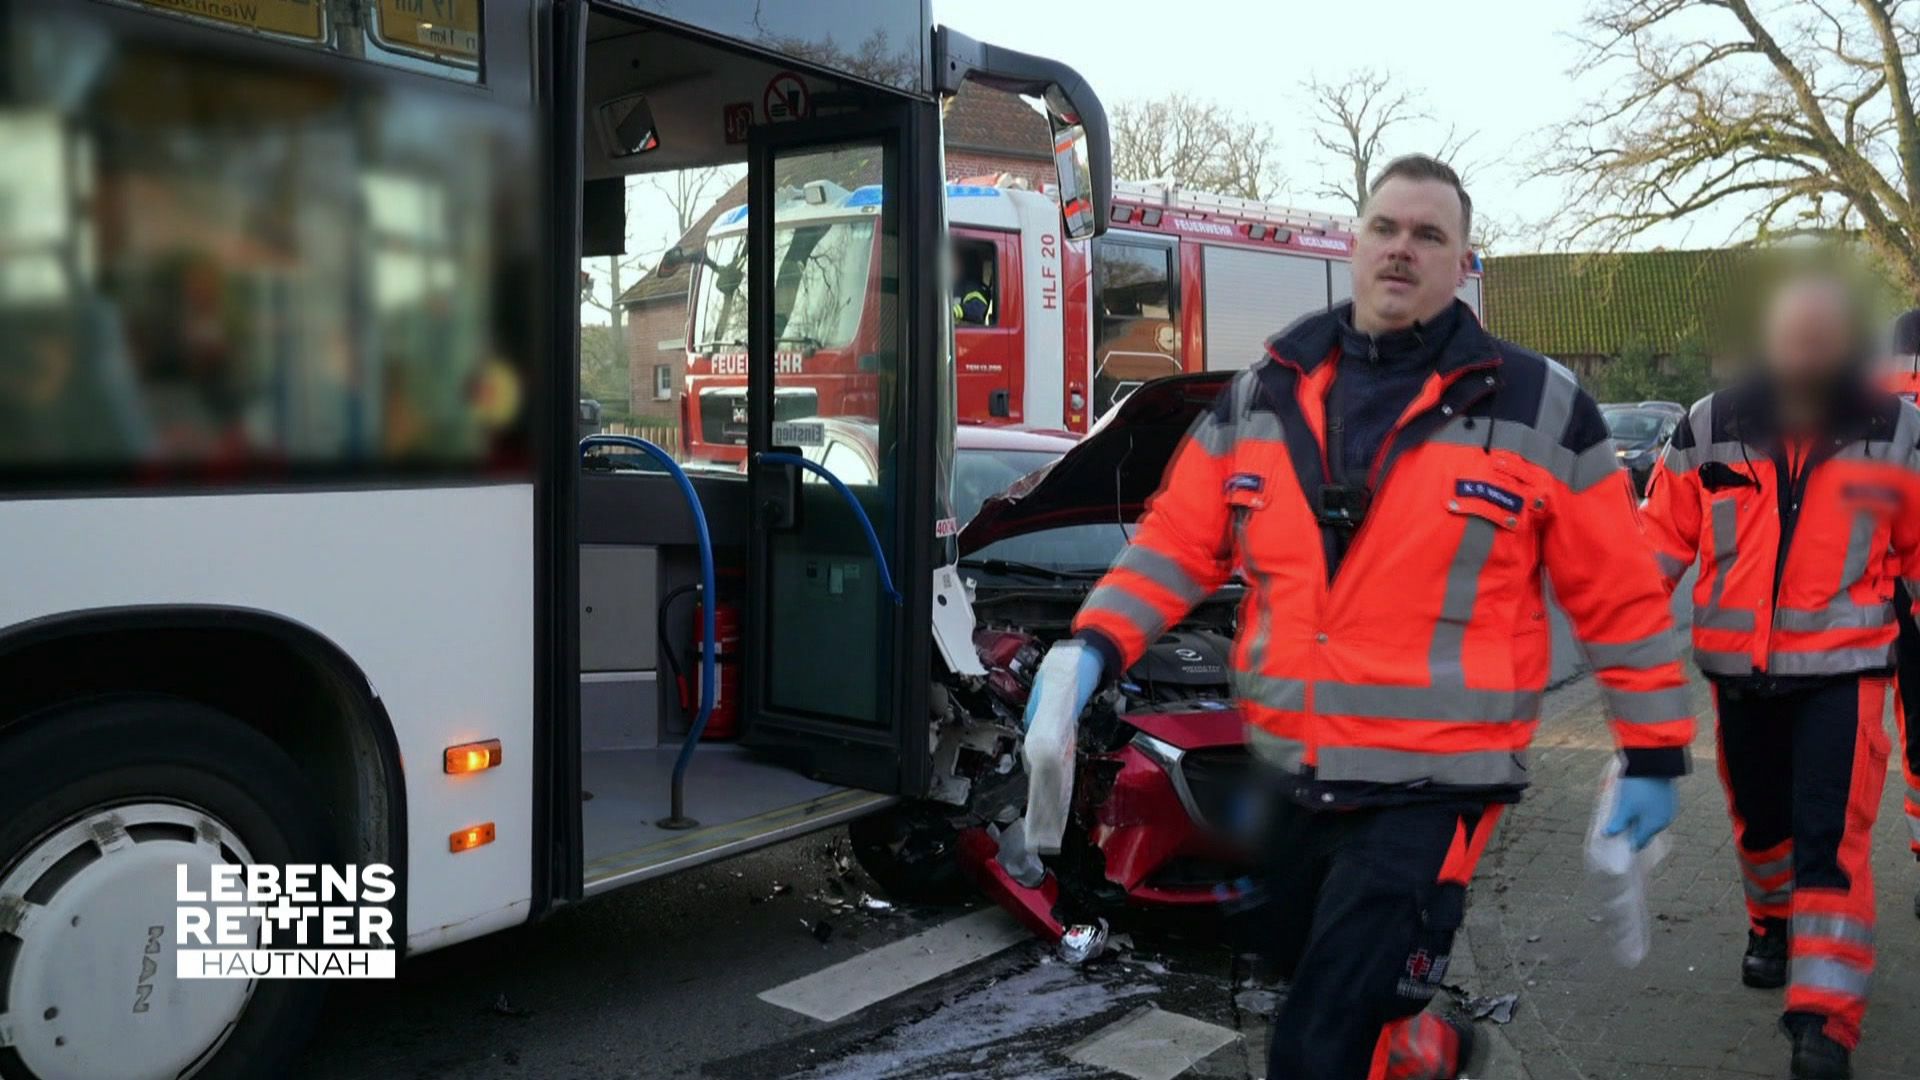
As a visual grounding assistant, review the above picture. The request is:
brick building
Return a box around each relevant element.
[616,83,1054,424]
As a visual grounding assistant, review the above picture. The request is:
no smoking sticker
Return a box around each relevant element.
[764,71,809,123]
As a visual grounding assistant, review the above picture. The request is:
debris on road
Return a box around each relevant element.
[857,893,894,914]
[806,918,835,943]
[1463,992,1519,1024]
[489,993,530,1018]
[1059,920,1109,965]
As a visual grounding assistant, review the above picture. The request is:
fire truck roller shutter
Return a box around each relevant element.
[1203,247,1332,371]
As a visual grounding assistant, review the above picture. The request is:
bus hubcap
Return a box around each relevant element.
[1,802,257,1080]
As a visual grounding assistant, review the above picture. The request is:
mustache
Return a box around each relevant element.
[1378,258,1417,280]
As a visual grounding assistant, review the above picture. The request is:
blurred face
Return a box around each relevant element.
[1763,280,1859,389]
[1351,176,1472,334]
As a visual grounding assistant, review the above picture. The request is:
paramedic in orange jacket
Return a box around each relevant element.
[1023,155,1696,1080]
[1880,308,1920,901]
[1642,280,1920,1080]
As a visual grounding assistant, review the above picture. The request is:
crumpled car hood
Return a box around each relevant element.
[959,373,1235,555]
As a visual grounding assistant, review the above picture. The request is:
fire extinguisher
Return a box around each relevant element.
[690,600,741,740]
[659,584,741,741]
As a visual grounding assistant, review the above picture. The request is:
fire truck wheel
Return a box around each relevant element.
[0,695,335,1080]
[848,807,974,905]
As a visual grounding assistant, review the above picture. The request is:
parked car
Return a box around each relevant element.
[1602,400,1686,495]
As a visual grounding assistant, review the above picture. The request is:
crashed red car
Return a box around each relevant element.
[850,373,1251,944]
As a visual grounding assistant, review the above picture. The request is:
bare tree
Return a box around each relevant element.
[1111,93,1283,200]
[1302,70,1487,241]
[1304,70,1425,215]
[1536,0,1920,292]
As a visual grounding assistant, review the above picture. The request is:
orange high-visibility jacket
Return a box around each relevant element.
[1072,304,1695,794]
[1641,381,1920,681]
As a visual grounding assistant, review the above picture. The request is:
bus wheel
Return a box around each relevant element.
[0,697,334,1080]
[848,807,974,905]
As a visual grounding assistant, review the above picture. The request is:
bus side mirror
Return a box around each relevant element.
[934,27,1110,240]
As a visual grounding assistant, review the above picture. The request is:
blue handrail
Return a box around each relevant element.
[758,451,904,606]
[580,436,713,828]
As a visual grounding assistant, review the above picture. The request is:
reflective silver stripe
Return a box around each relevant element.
[1661,439,1761,474]
[1839,510,1878,594]
[1568,441,1621,493]
[1315,745,1529,787]
[1905,578,1920,599]
[1079,584,1169,641]
[1743,877,1793,906]
[1740,850,1794,880]
[1792,914,1874,949]
[1698,605,1757,631]
[1768,644,1897,676]
[1907,811,1920,847]
[1583,631,1681,671]
[1653,550,1690,580]
[1908,786,1920,807]
[1315,683,1541,722]
[1235,513,1274,686]
[1774,601,1895,632]
[1247,727,1306,771]
[1698,498,1752,630]
[1429,516,1498,686]
[1112,545,1208,608]
[1233,672,1307,711]
[1190,411,1236,455]
[1535,361,1579,443]
[1430,419,1575,485]
[1695,649,1753,675]
[1602,684,1693,725]
[1239,408,1286,444]
[1793,957,1871,998]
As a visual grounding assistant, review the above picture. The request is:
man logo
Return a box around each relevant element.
[133,925,163,1013]
[1175,648,1203,662]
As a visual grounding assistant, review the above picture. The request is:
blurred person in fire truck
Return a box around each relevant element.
[1642,276,1920,1079]
[1021,154,1694,1080]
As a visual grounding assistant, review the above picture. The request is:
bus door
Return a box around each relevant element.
[742,108,942,795]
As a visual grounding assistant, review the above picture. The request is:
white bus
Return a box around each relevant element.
[0,2,1110,1076]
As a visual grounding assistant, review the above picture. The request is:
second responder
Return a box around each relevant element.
[1023,154,1696,1080]
[950,247,991,325]
[1880,306,1920,913]
[1642,276,1920,1079]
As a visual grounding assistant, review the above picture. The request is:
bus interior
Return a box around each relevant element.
[570,5,928,896]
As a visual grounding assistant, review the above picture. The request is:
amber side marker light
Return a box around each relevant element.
[450,823,496,853]
[444,739,502,775]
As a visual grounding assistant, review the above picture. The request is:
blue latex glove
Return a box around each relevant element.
[1603,776,1676,851]
[1023,639,1105,731]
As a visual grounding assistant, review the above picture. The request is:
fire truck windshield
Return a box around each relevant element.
[691,219,876,354]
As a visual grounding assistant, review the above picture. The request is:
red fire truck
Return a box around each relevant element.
[679,177,1485,464]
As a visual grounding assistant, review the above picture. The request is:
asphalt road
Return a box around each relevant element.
[295,833,1257,1080]
[298,573,1700,1080]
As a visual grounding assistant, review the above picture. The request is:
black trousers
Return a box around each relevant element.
[1239,794,1497,1079]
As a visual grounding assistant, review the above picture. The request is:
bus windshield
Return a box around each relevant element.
[691,219,876,354]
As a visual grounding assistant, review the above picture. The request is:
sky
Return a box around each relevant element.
[585,0,1759,325]
[929,0,1749,253]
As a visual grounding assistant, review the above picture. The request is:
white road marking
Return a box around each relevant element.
[757,906,1031,1023]
[1065,1004,1240,1080]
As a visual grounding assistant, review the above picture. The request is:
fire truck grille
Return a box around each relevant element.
[699,389,819,446]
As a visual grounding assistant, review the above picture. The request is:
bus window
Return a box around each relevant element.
[1092,238,1178,417]
[0,15,535,483]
